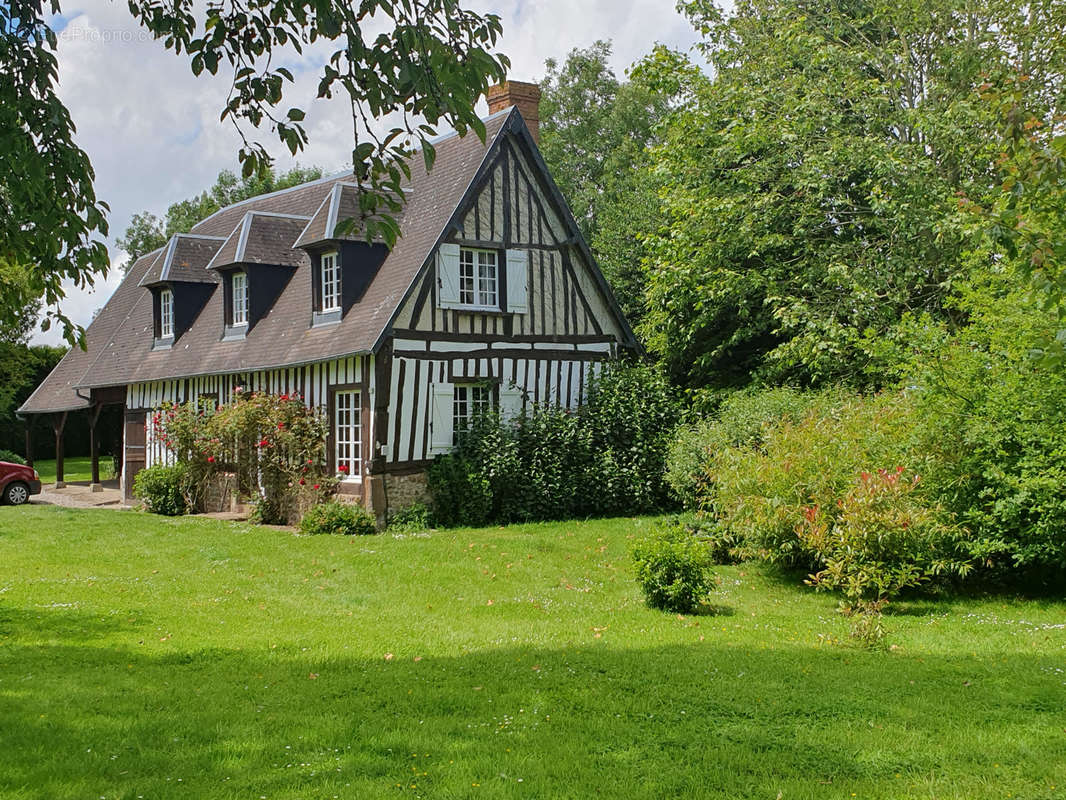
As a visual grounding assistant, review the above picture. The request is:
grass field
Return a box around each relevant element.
[0,505,1063,799]
[30,457,116,485]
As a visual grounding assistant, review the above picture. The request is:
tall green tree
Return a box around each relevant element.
[642,0,1062,399]
[118,165,324,264]
[538,42,692,326]
[2,0,509,343]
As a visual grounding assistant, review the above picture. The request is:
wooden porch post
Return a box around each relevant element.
[23,420,34,469]
[89,403,104,491]
[52,411,67,488]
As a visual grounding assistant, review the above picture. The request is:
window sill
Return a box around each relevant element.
[222,324,248,342]
[312,309,343,328]
[439,304,505,314]
[152,337,174,351]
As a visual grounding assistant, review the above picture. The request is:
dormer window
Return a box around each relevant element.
[320,252,340,312]
[159,289,174,338]
[231,271,248,326]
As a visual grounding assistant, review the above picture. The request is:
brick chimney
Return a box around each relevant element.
[486,80,542,144]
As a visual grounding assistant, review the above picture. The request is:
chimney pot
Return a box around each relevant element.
[486,80,542,144]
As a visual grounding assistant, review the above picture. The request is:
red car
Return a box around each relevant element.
[0,461,42,505]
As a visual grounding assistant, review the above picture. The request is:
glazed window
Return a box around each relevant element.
[159,289,174,338]
[321,252,341,312]
[459,248,498,308]
[334,389,361,479]
[453,383,493,443]
[231,271,248,326]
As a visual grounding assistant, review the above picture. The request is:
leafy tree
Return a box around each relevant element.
[2,0,509,343]
[118,213,169,266]
[118,165,324,265]
[965,71,1066,365]
[0,260,43,345]
[538,42,692,325]
[642,0,1063,398]
[0,342,65,455]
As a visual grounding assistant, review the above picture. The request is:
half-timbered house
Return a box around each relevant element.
[18,82,638,519]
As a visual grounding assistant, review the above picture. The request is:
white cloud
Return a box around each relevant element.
[31,0,701,345]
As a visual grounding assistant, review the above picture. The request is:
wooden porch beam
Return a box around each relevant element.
[89,403,104,490]
[23,421,34,469]
[51,411,68,488]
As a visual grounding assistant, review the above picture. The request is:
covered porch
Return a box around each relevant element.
[18,386,127,492]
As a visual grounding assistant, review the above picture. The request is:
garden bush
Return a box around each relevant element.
[631,522,716,613]
[427,453,492,528]
[797,467,970,609]
[152,390,334,524]
[707,391,922,568]
[299,501,376,536]
[427,364,681,527]
[0,449,26,465]
[910,284,1066,578]
[387,502,433,533]
[132,463,189,516]
[665,387,829,509]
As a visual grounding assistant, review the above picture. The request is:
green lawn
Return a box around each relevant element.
[0,507,1063,799]
[31,457,116,485]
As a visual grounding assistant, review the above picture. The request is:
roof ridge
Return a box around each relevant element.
[191,170,353,232]
[245,210,313,220]
[189,110,509,233]
[172,232,228,241]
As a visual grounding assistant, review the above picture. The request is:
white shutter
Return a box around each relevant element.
[506,249,529,313]
[437,243,461,307]
[499,385,524,420]
[430,382,454,454]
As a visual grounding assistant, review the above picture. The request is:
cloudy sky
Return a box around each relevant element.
[34,0,702,345]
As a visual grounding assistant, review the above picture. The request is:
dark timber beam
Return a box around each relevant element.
[24,421,34,469]
[52,411,68,488]
[89,403,104,491]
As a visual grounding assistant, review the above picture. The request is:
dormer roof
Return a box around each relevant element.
[139,234,225,287]
[293,183,412,249]
[206,211,312,270]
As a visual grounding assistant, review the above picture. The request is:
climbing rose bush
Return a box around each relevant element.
[153,389,335,523]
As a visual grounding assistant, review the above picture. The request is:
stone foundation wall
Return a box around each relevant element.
[383,471,430,518]
[200,473,238,513]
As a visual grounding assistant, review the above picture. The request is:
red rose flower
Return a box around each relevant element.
[313,484,320,490]
[338,465,349,473]
[207,456,215,463]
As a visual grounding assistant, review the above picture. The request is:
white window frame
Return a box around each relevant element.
[333,389,361,481]
[453,383,494,443]
[458,247,499,309]
[320,251,341,313]
[231,271,248,326]
[159,288,174,338]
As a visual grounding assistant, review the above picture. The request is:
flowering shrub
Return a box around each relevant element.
[152,389,335,523]
[704,391,921,568]
[797,468,970,609]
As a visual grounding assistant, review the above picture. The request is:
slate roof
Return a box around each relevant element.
[140,234,224,286]
[20,109,515,414]
[206,212,311,270]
